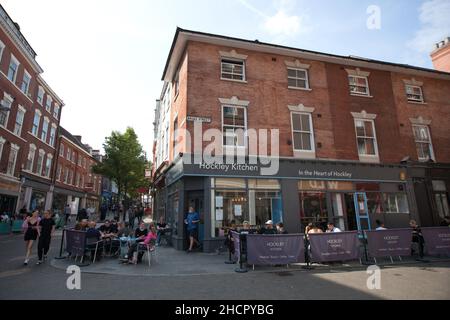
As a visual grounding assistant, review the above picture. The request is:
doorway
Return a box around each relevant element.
[186,191,204,247]
[332,192,371,231]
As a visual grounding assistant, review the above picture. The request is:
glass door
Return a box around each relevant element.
[353,192,371,231]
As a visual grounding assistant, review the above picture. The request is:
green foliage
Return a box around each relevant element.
[93,127,150,204]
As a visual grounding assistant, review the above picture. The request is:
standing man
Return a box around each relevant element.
[185,206,200,253]
[36,211,55,265]
[64,204,71,225]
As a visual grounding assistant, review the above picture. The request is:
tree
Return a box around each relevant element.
[93,127,147,208]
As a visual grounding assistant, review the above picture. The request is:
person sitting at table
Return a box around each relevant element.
[156,216,168,246]
[98,220,112,237]
[117,222,132,237]
[326,222,342,233]
[74,219,88,231]
[276,222,288,234]
[259,220,278,235]
[86,221,103,261]
[127,224,157,264]
[110,219,119,236]
[134,222,148,242]
[308,223,324,234]
[375,220,387,230]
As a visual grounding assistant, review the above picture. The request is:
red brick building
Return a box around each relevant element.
[152,28,450,252]
[0,4,63,214]
[52,127,102,216]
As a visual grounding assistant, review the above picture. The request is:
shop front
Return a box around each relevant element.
[154,156,415,253]
[19,175,52,213]
[0,175,20,216]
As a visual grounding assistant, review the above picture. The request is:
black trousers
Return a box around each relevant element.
[38,236,51,260]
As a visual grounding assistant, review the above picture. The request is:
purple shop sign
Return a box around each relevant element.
[65,229,87,256]
[421,227,450,256]
[231,231,241,262]
[246,234,305,265]
[365,228,412,258]
[309,231,359,262]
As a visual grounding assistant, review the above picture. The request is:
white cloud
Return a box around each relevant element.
[237,0,309,37]
[264,10,301,36]
[408,0,450,53]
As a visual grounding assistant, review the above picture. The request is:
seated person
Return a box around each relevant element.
[126,224,157,264]
[375,220,387,230]
[276,222,288,234]
[308,223,324,234]
[74,219,89,231]
[98,220,112,238]
[156,216,168,246]
[109,219,119,236]
[259,220,278,235]
[117,222,132,237]
[86,221,103,261]
[134,222,148,242]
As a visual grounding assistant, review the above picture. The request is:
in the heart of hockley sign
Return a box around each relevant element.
[299,169,353,179]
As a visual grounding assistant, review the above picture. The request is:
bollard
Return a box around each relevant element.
[54,228,67,260]
[234,233,248,273]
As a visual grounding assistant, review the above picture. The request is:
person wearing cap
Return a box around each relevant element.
[259,220,278,235]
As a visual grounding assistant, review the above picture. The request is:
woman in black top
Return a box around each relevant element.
[24,210,40,265]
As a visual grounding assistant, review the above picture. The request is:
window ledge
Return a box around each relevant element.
[220,78,248,84]
[293,150,316,159]
[288,86,312,92]
[350,93,373,98]
[358,155,380,163]
[0,126,27,143]
[407,100,427,105]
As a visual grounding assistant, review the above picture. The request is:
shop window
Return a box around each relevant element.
[366,192,383,214]
[30,191,46,212]
[384,193,409,213]
[299,191,328,229]
[213,190,248,237]
[248,179,280,189]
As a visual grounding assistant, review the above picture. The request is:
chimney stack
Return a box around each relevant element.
[430,37,450,73]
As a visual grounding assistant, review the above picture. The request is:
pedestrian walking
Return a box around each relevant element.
[36,210,55,265]
[64,204,71,225]
[23,210,40,265]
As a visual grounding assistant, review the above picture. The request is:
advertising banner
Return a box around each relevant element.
[421,227,450,256]
[309,231,359,262]
[365,229,412,258]
[246,234,305,265]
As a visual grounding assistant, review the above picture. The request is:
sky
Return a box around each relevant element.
[2,0,449,158]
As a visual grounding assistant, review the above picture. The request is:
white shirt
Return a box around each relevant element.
[376,227,387,230]
[327,227,342,233]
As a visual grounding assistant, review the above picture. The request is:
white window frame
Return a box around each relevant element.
[0,136,5,163]
[37,86,45,105]
[56,164,61,182]
[45,95,53,112]
[0,40,5,63]
[412,124,435,162]
[13,105,26,136]
[221,104,247,149]
[32,110,42,136]
[43,154,53,178]
[348,75,370,96]
[25,144,36,172]
[290,112,315,155]
[354,118,379,160]
[21,70,31,96]
[7,54,20,83]
[287,68,310,90]
[6,144,19,176]
[0,93,13,128]
[36,149,45,175]
[49,124,57,147]
[221,58,246,82]
[53,104,60,119]
[405,85,424,103]
[41,117,49,142]
[59,144,64,157]
[66,147,71,161]
[72,151,76,164]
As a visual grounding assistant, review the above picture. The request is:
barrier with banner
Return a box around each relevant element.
[65,229,87,256]
[246,234,305,265]
[421,227,450,256]
[309,231,359,262]
[365,228,412,258]
[231,231,241,262]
